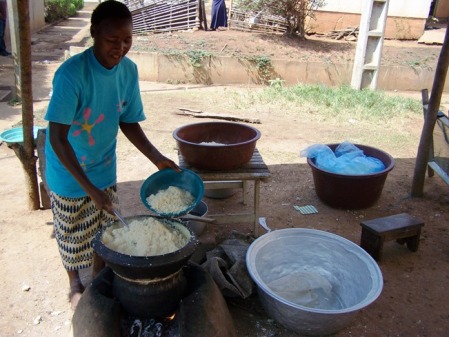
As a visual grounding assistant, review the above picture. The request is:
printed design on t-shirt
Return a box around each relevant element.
[72,107,105,146]
[80,155,94,171]
[116,100,127,113]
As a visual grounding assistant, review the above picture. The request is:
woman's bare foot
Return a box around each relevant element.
[67,270,85,311]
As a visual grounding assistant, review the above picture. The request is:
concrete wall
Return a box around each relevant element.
[319,0,432,18]
[313,0,433,40]
[70,46,449,92]
[312,12,427,40]
[29,0,46,33]
[5,0,46,47]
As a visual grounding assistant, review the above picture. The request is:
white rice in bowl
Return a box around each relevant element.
[146,185,195,214]
[102,217,190,256]
[199,141,226,146]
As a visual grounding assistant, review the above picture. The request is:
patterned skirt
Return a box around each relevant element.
[49,185,118,271]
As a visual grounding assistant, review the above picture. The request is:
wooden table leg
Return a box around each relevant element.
[254,180,261,237]
[242,180,248,205]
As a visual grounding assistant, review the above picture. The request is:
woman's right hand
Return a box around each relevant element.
[88,187,114,215]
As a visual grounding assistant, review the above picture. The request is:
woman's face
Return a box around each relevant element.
[91,17,133,69]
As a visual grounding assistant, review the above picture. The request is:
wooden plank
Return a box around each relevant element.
[412,20,449,196]
[428,161,449,185]
[177,108,261,124]
[178,148,271,182]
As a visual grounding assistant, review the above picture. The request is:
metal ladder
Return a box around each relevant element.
[351,0,390,90]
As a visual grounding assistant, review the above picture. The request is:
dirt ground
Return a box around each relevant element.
[1,4,449,337]
[130,28,442,70]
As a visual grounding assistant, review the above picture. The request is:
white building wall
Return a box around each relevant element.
[29,0,46,33]
[319,0,432,19]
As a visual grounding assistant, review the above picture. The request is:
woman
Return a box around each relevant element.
[45,0,179,310]
[210,0,228,31]
[0,0,11,56]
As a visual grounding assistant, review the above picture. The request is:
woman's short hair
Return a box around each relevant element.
[91,0,132,26]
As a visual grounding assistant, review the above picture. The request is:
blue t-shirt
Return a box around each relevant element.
[45,47,145,197]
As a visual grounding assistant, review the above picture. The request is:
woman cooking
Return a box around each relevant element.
[44,0,179,310]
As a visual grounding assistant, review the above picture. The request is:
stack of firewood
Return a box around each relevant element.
[319,26,359,41]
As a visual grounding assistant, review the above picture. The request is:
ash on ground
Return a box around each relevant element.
[121,315,179,337]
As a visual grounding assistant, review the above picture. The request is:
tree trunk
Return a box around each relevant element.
[411,21,449,197]
[14,0,40,210]
[296,1,306,40]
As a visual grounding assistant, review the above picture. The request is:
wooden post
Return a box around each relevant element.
[411,21,449,197]
[228,0,233,29]
[202,0,207,31]
[7,0,40,210]
[421,89,434,178]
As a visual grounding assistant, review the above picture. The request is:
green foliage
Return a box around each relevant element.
[245,55,273,84]
[163,49,213,68]
[234,0,326,38]
[268,78,285,90]
[73,0,84,10]
[44,0,84,23]
[161,49,212,68]
[186,50,212,67]
[248,84,422,120]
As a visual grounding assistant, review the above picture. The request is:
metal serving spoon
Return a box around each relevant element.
[113,209,130,227]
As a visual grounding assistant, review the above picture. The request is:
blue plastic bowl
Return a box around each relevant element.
[140,168,204,217]
[0,126,43,145]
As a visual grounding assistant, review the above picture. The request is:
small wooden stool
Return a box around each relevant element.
[360,213,424,261]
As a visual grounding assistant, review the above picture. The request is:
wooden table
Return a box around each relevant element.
[178,148,271,236]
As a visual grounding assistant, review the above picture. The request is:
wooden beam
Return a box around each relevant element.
[411,21,449,197]
[177,108,261,124]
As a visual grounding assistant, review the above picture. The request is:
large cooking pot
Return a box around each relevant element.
[92,215,198,280]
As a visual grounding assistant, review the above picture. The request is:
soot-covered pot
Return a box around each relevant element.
[92,215,198,318]
[92,215,198,280]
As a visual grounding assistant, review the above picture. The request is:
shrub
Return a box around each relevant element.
[234,0,326,39]
[44,0,84,23]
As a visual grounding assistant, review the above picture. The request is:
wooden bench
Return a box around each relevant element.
[360,213,424,261]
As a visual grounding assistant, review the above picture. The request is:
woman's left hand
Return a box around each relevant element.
[155,156,181,172]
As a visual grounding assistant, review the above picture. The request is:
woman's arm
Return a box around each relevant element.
[119,122,180,171]
[48,121,115,213]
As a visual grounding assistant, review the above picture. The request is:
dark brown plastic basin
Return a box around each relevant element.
[173,122,261,171]
[307,144,395,209]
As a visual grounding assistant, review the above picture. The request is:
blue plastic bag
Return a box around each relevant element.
[300,141,385,175]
